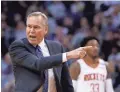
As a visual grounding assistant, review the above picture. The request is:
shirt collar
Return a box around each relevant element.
[38,38,46,49]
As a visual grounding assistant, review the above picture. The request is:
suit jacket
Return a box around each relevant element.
[9,38,74,92]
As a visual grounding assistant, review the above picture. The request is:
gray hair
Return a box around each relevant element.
[27,12,48,26]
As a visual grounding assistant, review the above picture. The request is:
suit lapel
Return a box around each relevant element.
[45,40,62,82]
[45,40,54,55]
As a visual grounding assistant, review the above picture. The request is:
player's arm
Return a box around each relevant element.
[69,61,80,91]
[105,61,115,92]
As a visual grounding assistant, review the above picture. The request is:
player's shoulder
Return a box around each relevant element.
[69,61,80,79]
[77,59,84,62]
[77,59,85,66]
[99,58,114,73]
[77,59,84,63]
[99,58,108,65]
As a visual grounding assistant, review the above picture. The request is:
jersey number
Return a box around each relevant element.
[90,83,99,92]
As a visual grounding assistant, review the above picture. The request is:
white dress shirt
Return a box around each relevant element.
[38,39,67,92]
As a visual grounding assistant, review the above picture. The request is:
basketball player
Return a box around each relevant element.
[69,37,114,92]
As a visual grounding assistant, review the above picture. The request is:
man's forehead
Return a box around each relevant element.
[26,16,43,25]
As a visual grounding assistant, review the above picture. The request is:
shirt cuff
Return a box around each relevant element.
[62,53,67,62]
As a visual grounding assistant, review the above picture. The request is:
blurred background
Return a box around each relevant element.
[1,1,120,92]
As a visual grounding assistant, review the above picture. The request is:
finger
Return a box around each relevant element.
[77,46,92,51]
[81,46,93,51]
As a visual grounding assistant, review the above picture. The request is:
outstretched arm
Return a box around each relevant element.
[9,40,92,72]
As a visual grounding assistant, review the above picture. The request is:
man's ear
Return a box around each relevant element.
[45,25,48,36]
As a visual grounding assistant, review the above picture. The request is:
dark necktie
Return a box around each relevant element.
[35,45,48,92]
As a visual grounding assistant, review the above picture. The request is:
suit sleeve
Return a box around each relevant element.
[60,45,74,92]
[9,40,62,72]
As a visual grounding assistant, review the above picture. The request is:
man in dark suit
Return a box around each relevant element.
[9,12,92,92]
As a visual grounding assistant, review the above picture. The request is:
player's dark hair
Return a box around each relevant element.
[80,36,99,47]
